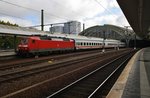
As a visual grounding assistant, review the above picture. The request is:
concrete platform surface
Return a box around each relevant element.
[106,48,150,98]
[0,49,16,57]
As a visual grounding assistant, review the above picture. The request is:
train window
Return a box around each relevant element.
[40,36,48,40]
[80,43,81,45]
[32,40,35,43]
[21,38,28,45]
[78,42,80,45]
[63,38,69,41]
[81,43,83,46]
[48,37,51,40]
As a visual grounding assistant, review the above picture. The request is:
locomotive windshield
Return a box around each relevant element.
[20,38,28,45]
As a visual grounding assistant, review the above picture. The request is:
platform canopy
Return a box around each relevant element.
[117,0,150,39]
[0,24,47,36]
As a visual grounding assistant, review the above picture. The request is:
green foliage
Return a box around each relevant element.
[0,20,19,27]
[0,35,20,49]
[0,20,20,50]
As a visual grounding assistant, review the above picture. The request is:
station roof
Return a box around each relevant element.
[117,0,150,39]
[0,24,138,41]
[79,24,137,40]
[0,24,47,36]
[0,24,104,40]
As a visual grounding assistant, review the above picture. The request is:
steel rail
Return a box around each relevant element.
[46,52,132,98]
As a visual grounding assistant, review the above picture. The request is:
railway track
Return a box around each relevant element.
[0,49,135,98]
[0,49,125,83]
[0,48,114,65]
[47,51,135,98]
[0,49,103,71]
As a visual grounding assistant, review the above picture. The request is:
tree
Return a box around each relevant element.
[0,20,19,27]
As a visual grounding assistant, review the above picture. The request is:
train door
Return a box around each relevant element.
[31,39,39,53]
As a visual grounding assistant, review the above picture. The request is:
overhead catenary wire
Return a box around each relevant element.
[94,0,129,28]
[0,12,26,20]
[0,0,39,12]
[94,0,117,18]
[1,0,109,26]
[50,0,87,20]
[0,0,129,30]
[0,0,69,20]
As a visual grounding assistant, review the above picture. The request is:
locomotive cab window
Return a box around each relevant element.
[21,38,28,45]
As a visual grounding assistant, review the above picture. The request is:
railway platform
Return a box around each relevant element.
[107,47,150,98]
[0,49,16,57]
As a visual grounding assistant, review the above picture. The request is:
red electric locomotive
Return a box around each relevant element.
[17,35,75,56]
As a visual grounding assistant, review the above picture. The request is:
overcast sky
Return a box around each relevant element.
[0,0,130,31]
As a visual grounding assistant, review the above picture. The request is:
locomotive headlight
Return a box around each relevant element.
[24,47,28,50]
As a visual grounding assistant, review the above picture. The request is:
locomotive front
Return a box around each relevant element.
[17,37,29,55]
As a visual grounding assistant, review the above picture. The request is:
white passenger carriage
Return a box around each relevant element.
[67,35,104,49]
[48,33,125,50]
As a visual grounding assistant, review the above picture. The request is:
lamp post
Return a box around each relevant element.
[41,9,44,31]
[124,26,131,48]
[102,31,105,53]
[50,24,53,34]
[134,33,136,49]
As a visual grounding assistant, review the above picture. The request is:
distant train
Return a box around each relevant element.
[17,34,125,55]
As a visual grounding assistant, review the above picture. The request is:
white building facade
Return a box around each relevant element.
[50,26,64,33]
[64,21,81,35]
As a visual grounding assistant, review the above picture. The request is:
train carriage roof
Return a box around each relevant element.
[48,33,104,41]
